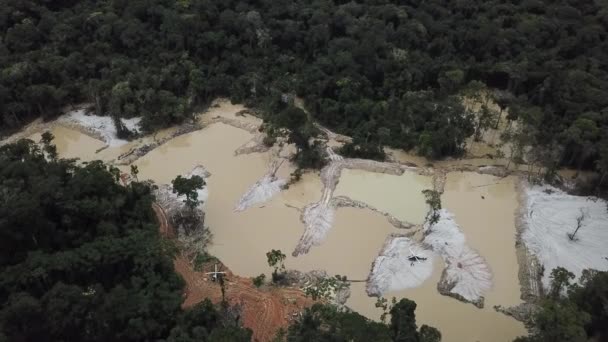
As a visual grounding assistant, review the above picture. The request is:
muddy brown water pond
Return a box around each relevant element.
[334,169,432,224]
[344,172,526,342]
[29,125,106,161]
[15,108,527,342]
[443,172,523,308]
[135,124,526,341]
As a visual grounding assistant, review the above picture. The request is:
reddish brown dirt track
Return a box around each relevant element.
[152,203,175,238]
[154,204,314,341]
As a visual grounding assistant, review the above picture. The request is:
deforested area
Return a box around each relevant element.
[3,1,608,342]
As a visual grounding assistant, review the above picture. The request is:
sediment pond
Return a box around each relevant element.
[344,172,527,341]
[29,125,106,161]
[443,172,523,308]
[13,103,528,342]
[334,169,432,224]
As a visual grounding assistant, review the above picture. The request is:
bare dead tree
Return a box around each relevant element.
[568,208,588,241]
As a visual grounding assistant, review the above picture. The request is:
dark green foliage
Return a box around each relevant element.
[266,249,286,283]
[516,268,608,342]
[0,140,250,341]
[6,0,608,165]
[422,190,442,226]
[569,270,608,340]
[286,299,440,342]
[172,175,205,209]
[419,325,442,342]
[549,267,575,299]
[524,300,589,342]
[304,275,350,301]
[166,299,251,342]
[339,139,386,161]
[292,140,327,170]
[252,274,266,288]
[390,299,422,342]
[267,105,327,170]
[286,304,393,342]
[39,131,58,160]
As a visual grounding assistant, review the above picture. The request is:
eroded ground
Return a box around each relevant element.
[13,99,598,342]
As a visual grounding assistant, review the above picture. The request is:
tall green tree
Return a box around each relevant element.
[172,175,205,210]
[516,268,608,342]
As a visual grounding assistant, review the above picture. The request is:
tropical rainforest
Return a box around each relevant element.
[516,268,608,342]
[2,0,608,172]
[0,139,252,341]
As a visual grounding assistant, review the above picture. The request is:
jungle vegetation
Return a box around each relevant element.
[2,0,608,177]
[515,268,608,342]
[0,139,252,341]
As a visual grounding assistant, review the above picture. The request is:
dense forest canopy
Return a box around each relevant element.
[2,0,608,166]
[516,268,608,342]
[286,300,441,342]
[0,139,252,341]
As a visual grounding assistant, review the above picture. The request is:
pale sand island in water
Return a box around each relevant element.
[16,100,608,341]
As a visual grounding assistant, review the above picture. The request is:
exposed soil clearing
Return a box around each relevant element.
[154,203,313,342]
[175,257,315,342]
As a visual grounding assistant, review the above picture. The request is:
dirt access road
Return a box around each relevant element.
[154,204,314,341]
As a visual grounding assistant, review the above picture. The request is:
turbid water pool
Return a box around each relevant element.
[10,101,528,341]
[334,169,432,225]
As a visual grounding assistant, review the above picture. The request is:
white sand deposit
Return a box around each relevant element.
[234,174,287,212]
[424,209,493,303]
[60,109,141,147]
[235,157,287,212]
[367,235,434,296]
[521,185,608,288]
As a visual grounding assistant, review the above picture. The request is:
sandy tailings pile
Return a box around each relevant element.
[424,209,492,307]
[521,185,608,288]
[234,158,287,212]
[366,209,493,308]
[367,234,434,296]
[423,209,492,307]
[292,156,413,257]
[59,109,141,147]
